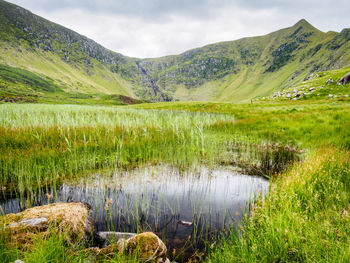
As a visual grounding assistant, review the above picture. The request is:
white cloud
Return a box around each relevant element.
[29,7,294,58]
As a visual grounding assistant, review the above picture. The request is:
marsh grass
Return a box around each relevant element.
[221,141,302,178]
[206,148,350,262]
[1,101,349,262]
[0,104,234,194]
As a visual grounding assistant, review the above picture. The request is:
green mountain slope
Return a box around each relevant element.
[139,19,350,102]
[0,0,349,103]
[0,0,143,102]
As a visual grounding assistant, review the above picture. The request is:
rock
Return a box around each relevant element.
[94,231,169,262]
[7,217,48,230]
[2,202,93,247]
[326,77,333,84]
[338,72,350,85]
[328,94,333,98]
[97,231,136,247]
[344,94,349,97]
[286,93,291,98]
[126,232,167,262]
[177,220,193,226]
[309,87,315,91]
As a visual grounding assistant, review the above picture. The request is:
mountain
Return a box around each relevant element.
[0,0,349,103]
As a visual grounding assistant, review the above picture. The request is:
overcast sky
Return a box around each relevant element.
[7,0,350,58]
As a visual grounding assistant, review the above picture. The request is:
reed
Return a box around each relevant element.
[1,100,349,262]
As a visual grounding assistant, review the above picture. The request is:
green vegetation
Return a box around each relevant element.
[0,1,349,262]
[0,99,349,262]
[0,104,232,193]
[266,65,350,101]
[0,63,143,105]
[206,148,349,262]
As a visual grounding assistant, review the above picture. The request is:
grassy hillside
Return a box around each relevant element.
[265,65,350,101]
[0,63,144,105]
[0,0,143,103]
[138,19,350,102]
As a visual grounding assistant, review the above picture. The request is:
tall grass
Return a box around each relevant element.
[0,104,234,194]
[206,148,350,262]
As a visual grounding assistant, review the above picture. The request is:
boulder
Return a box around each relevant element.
[338,72,350,85]
[125,232,168,262]
[90,231,168,262]
[2,202,93,247]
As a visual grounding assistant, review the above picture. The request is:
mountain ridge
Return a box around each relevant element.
[0,0,349,103]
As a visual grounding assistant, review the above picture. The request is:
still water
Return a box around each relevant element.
[1,165,269,261]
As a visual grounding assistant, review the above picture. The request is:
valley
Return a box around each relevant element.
[0,0,349,262]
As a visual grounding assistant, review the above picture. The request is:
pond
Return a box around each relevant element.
[1,165,269,262]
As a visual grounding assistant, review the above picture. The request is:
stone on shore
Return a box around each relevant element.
[2,202,93,247]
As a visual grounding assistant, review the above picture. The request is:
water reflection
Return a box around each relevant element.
[1,165,269,261]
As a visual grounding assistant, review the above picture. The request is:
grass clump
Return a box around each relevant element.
[206,148,350,262]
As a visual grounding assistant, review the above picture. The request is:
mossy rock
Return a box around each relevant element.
[1,202,93,249]
[126,232,167,262]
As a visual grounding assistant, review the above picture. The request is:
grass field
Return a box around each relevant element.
[0,99,349,262]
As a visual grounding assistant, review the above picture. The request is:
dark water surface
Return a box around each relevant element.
[1,165,269,261]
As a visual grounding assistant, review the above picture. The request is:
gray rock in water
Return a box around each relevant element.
[178,220,193,226]
[97,231,136,247]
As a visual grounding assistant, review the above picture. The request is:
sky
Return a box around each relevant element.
[6,0,350,58]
